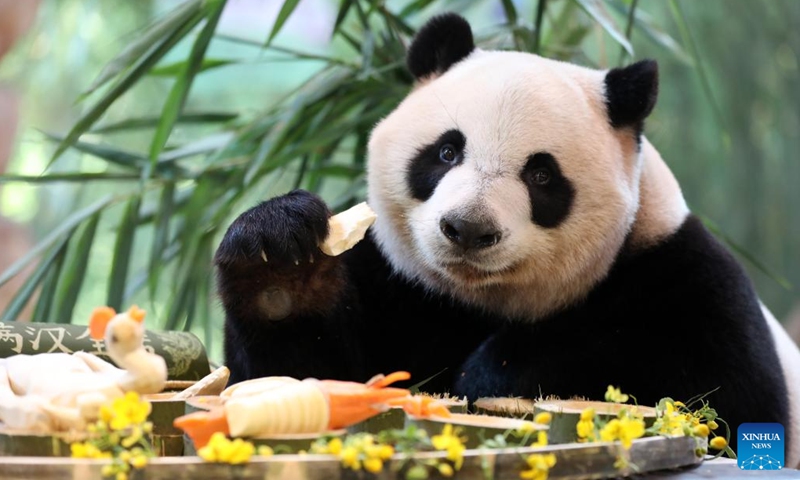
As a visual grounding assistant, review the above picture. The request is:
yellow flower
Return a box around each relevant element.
[580,408,595,421]
[520,453,556,480]
[518,421,537,433]
[532,431,548,448]
[673,401,685,408]
[694,424,710,437]
[534,412,552,425]
[605,386,629,404]
[707,420,719,430]
[340,446,360,470]
[121,426,143,448]
[438,462,455,477]
[107,392,152,431]
[198,432,255,464]
[576,419,595,441]
[599,417,645,449]
[432,425,466,470]
[257,446,274,457]
[70,442,112,459]
[363,457,383,473]
[709,437,728,450]
[327,437,343,455]
[130,454,148,469]
[116,472,128,480]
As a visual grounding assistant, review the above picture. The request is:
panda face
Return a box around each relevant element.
[367,16,659,320]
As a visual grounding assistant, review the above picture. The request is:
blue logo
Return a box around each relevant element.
[737,423,784,470]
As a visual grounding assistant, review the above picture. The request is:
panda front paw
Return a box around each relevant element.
[215,190,331,269]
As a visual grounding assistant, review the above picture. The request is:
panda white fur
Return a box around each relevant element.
[215,13,800,465]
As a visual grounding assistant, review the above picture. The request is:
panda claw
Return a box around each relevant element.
[309,255,315,264]
[260,250,268,263]
[294,259,300,266]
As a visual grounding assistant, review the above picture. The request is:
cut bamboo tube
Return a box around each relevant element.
[533,400,657,444]
[406,413,546,448]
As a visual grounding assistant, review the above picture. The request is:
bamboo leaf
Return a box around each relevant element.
[668,0,729,142]
[398,0,438,18]
[31,242,69,322]
[107,197,141,311]
[500,0,518,25]
[148,182,176,299]
[50,9,206,166]
[0,173,140,183]
[267,0,302,46]
[0,196,114,288]
[333,0,354,34]
[698,214,792,291]
[573,0,633,56]
[91,112,238,133]
[149,0,228,165]
[533,0,548,54]
[53,213,102,323]
[149,57,233,76]
[1,238,70,321]
[81,0,204,98]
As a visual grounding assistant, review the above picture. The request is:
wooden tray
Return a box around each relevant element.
[0,435,703,479]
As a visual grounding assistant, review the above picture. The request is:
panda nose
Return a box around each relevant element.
[439,216,502,250]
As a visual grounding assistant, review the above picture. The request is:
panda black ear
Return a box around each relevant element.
[407,13,475,81]
[604,59,659,135]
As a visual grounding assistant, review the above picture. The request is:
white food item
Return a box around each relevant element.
[220,376,300,399]
[320,202,377,256]
[224,380,329,437]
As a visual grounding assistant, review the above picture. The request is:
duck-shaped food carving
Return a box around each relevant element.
[0,306,167,432]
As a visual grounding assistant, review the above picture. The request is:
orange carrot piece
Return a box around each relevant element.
[88,306,116,340]
[366,371,411,389]
[173,408,230,449]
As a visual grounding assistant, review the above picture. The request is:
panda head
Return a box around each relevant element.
[367,13,665,319]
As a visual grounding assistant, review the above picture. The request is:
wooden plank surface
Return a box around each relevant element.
[0,436,705,479]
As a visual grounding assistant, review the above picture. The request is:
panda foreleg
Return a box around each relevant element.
[215,190,366,382]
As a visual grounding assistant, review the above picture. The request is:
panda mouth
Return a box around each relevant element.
[439,259,516,284]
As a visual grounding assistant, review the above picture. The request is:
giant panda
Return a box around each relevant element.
[215,13,800,465]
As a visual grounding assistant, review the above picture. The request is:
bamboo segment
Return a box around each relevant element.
[406,413,545,448]
[145,393,186,456]
[533,400,657,444]
[473,397,536,418]
[171,367,230,400]
[0,429,87,457]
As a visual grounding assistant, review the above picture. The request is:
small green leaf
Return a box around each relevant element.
[0,196,114,289]
[53,213,102,323]
[149,58,234,77]
[107,197,141,311]
[266,0,301,46]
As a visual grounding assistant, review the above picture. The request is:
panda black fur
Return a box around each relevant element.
[216,13,800,465]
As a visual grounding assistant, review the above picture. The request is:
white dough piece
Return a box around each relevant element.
[320,202,377,256]
[224,380,329,437]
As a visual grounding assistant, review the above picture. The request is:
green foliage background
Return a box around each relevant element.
[0,0,797,362]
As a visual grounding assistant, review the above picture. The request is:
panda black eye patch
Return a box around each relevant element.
[521,152,575,228]
[407,129,466,201]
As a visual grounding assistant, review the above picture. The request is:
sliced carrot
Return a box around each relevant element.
[173,408,230,449]
[365,371,411,389]
[88,306,116,340]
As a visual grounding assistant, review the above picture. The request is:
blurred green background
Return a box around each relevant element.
[0,0,797,363]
